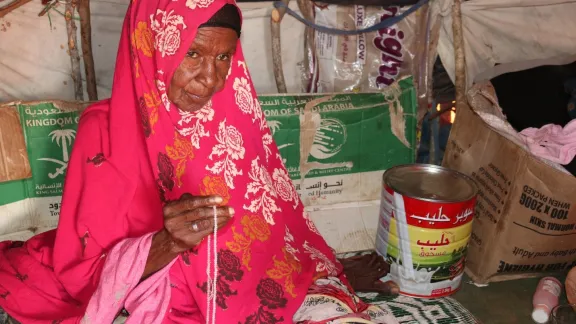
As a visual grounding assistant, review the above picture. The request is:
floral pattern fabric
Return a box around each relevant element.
[293,277,398,324]
[0,0,343,323]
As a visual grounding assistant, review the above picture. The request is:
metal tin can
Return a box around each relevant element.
[376,164,478,298]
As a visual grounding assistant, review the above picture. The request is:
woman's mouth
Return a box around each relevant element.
[186,92,208,101]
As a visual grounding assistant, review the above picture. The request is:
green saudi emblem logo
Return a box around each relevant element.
[38,129,76,179]
[310,118,347,160]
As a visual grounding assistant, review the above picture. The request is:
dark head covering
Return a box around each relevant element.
[199,3,241,37]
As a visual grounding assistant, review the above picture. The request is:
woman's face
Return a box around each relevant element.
[168,27,238,112]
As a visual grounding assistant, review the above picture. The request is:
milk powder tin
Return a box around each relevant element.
[376,164,478,298]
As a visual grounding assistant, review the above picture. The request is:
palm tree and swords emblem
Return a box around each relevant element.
[38,129,76,179]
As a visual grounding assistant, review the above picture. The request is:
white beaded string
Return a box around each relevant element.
[205,205,218,324]
[205,221,211,323]
[211,205,218,324]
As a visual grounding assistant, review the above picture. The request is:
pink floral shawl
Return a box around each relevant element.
[0,0,341,322]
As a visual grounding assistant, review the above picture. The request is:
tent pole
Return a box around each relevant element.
[297,0,314,93]
[271,0,290,93]
[65,0,84,101]
[79,0,98,101]
[452,0,466,108]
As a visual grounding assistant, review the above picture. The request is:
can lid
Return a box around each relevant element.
[384,164,478,203]
[532,306,550,323]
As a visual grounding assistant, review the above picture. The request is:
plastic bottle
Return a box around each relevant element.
[532,277,563,323]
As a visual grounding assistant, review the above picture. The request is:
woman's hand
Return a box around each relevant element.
[142,193,233,279]
[162,193,234,253]
[339,252,399,295]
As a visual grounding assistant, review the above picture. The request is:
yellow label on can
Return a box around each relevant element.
[387,217,473,245]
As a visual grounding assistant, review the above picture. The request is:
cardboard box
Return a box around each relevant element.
[443,83,576,284]
[0,101,86,239]
[0,78,417,251]
[258,77,416,207]
[0,105,30,182]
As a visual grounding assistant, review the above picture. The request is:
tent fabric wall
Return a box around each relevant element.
[1,0,576,101]
[0,1,306,101]
[433,0,576,88]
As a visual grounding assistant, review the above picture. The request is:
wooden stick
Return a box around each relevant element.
[79,0,98,100]
[297,0,315,93]
[38,0,57,17]
[65,0,84,101]
[270,0,290,93]
[429,114,436,164]
[0,0,32,19]
[427,17,442,105]
[452,0,466,108]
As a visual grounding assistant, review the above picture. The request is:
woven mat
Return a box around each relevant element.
[339,251,480,324]
[1,294,480,324]
[1,259,481,324]
[0,311,16,324]
[358,292,480,324]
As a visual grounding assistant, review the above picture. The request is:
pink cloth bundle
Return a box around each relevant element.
[81,233,176,324]
[520,119,576,165]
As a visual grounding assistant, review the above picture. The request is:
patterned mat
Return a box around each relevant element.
[337,250,479,324]
[1,293,480,324]
[1,254,480,324]
[0,311,16,324]
[358,292,480,324]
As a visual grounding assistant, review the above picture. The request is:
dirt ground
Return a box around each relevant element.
[453,274,568,324]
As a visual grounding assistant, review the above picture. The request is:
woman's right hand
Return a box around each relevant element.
[162,193,234,253]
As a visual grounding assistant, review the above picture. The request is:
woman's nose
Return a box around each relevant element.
[198,59,217,89]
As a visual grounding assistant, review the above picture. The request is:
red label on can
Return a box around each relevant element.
[385,186,476,230]
[431,287,453,296]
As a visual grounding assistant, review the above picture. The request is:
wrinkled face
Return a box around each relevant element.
[168,27,238,112]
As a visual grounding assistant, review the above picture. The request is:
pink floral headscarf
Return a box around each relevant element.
[0,0,342,322]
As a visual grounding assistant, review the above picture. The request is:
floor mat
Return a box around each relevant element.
[340,251,480,324]
[1,254,480,324]
[358,292,480,324]
[0,310,17,324]
[1,292,480,324]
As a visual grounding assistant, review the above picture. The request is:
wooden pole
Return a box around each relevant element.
[452,0,466,108]
[297,0,315,93]
[65,0,84,101]
[0,0,32,18]
[429,106,436,164]
[270,0,290,93]
[414,3,430,122]
[79,0,98,100]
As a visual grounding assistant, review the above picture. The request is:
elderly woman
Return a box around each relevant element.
[0,1,397,323]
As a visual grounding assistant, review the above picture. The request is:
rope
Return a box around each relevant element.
[205,206,218,324]
[272,0,430,36]
[205,221,211,323]
[211,205,218,324]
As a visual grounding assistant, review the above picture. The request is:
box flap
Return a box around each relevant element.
[0,104,31,183]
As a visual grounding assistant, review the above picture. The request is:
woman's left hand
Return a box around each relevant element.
[141,193,233,279]
[162,193,234,253]
[339,252,399,295]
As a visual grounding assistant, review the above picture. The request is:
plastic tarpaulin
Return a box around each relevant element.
[0,1,307,101]
[1,0,576,100]
[433,0,576,88]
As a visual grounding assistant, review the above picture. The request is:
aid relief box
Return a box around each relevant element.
[259,77,417,252]
[0,100,86,241]
[0,79,417,251]
[443,83,576,284]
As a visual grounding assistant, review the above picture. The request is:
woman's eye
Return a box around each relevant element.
[187,51,199,58]
[217,54,230,61]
